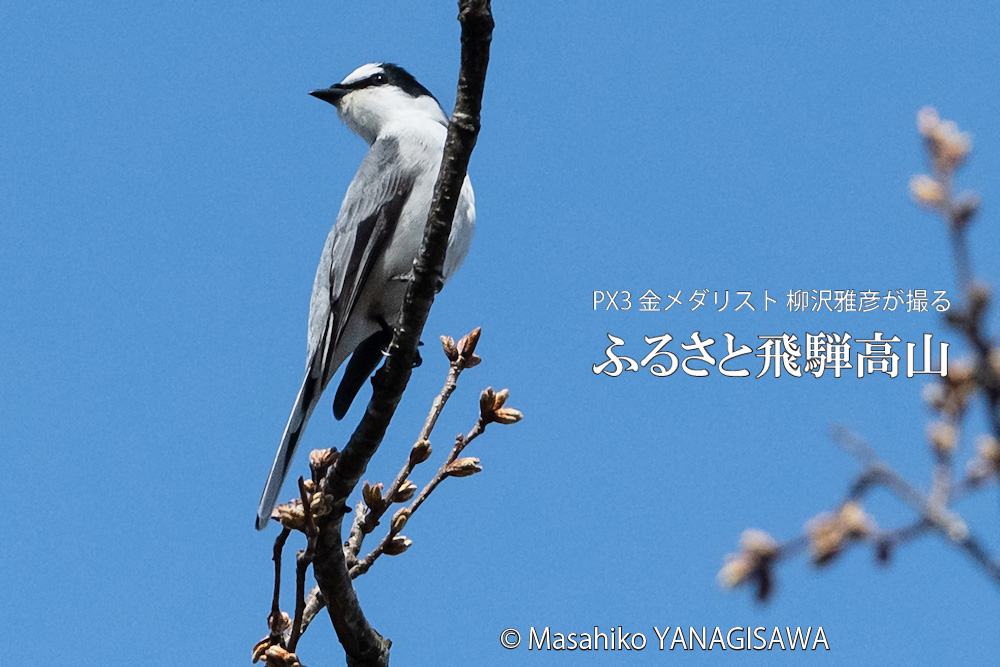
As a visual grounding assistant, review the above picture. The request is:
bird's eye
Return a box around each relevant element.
[371,73,386,85]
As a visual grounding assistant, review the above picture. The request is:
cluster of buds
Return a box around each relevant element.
[361,478,417,511]
[480,387,523,425]
[718,529,779,601]
[922,360,976,419]
[441,327,483,368]
[271,499,311,532]
[251,643,301,667]
[362,480,384,508]
[966,435,1000,485]
[308,447,338,482]
[807,502,873,566]
[272,483,335,532]
[910,107,980,228]
[917,106,973,173]
[252,624,301,667]
[366,503,415,557]
[269,449,341,532]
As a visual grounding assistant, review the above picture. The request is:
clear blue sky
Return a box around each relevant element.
[4,2,1000,665]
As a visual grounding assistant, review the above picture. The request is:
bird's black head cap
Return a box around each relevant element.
[379,63,437,102]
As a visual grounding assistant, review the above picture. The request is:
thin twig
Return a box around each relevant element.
[830,424,882,468]
[300,587,326,638]
[351,419,487,578]
[269,527,292,639]
[289,548,310,652]
[352,342,477,549]
[929,423,956,507]
[289,478,317,651]
[345,501,367,565]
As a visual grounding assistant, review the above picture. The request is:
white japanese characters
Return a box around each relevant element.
[593,332,949,379]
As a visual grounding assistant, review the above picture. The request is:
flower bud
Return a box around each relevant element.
[917,106,939,136]
[479,387,496,418]
[410,439,432,465]
[936,121,972,169]
[274,499,307,531]
[921,383,946,411]
[309,491,334,518]
[362,481,384,508]
[928,421,957,454]
[910,175,945,207]
[264,645,301,667]
[394,480,418,503]
[739,529,778,560]
[968,435,1000,484]
[446,457,483,477]
[493,407,523,425]
[494,388,509,409]
[383,536,413,556]
[440,335,459,362]
[458,327,482,358]
[839,502,872,537]
[807,513,844,566]
[717,555,753,589]
[391,507,411,534]
[978,435,1000,467]
[309,447,338,473]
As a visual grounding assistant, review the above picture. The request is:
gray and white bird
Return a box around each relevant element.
[256,63,475,530]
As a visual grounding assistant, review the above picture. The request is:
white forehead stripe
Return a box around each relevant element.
[340,63,385,86]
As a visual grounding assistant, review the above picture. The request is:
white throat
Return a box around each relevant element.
[338,88,448,145]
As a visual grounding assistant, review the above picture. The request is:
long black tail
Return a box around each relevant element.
[255,372,320,530]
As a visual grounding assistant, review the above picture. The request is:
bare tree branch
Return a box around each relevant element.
[721,108,1000,602]
[265,327,521,661]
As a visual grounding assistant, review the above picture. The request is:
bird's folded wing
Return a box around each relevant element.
[306,136,417,386]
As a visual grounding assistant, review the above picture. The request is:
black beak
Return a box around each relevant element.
[309,85,347,107]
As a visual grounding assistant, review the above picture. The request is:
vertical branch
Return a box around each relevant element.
[310,3,494,665]
[915,108,1000,441]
